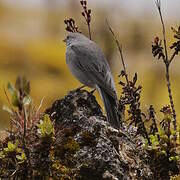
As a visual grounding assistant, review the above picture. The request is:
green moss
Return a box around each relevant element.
[0,141,27,164]
[52,160,70,174]
[64,137,80,154]
[81,131,95,146]
[0,140,27,177]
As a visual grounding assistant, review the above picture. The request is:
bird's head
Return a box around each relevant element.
[63,32,88,46]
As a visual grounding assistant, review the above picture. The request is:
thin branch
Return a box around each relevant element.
[3,85,12,107]
[36,97,45,115]
[80,0,92,40]
[165,66,177,137]
[155,0,168,64]
[106,20,150,140]
[169,51,177,64]
[84,15,92,39]
[87,23,92,40]
[106,19,129,86]
[82,16,92,39]
[149,105,160,140]
[23,106,27,139]
[155,0,177,141]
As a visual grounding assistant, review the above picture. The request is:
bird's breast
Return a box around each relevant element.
[66,47,94,88]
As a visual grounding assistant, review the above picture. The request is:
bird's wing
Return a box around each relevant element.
[70,43,117,99]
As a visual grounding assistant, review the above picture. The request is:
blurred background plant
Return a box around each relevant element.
[0,0,180,129]
[2,76,43,137]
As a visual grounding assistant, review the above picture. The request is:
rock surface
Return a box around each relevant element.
[46,89,153,179]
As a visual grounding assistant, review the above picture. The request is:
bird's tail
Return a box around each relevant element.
[97,87,120,129]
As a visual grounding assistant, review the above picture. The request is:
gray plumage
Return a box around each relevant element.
[64,32,120,128]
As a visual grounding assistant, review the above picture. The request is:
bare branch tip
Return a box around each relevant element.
[155,0,161,9]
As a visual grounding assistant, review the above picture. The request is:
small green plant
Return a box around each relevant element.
[0,140,27,177]
[3,76,43,138]
[3,141,19,153]
[37,114,55,138]
[0,141,27,164]
[0,77,46,178]
[143,105,179,178]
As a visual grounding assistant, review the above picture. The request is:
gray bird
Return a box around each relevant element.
[64,32,120,129]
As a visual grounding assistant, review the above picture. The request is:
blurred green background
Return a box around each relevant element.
[0,0,180,127]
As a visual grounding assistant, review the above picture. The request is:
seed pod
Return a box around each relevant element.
[154,36,159,45]
[84,0,87,6]
[70,18,75,24]
[88,9,91,15]
[87,17,91,23]
[80,1,84,5]
[82,12,85,17]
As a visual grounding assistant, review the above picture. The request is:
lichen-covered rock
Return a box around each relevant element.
[46,89,153,179]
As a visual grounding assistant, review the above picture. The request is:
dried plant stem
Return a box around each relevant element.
[23,106,27,139]
[156,3,168,63]
[169,51,177,64]
[87,23,92,40]
[149,105,160,140]
[106,20,150,143]
[156,0,177,141]
[106,20,129,86]
[165,66,177,134]
[80,0,92,40]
